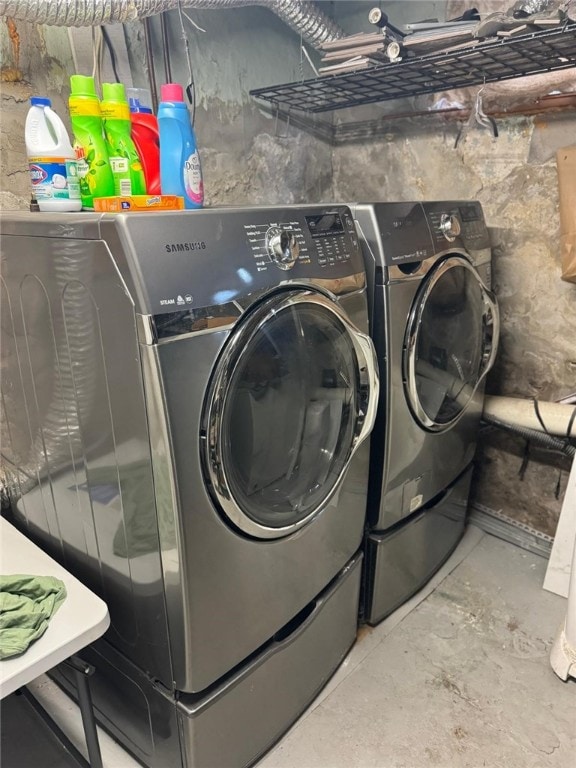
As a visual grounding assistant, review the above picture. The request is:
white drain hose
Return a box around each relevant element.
[483,395,576,439]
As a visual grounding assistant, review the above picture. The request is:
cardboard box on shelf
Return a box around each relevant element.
[93,195,185,212]
[556,146,576,284]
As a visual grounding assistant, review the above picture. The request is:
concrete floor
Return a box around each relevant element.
[2,526,575,767]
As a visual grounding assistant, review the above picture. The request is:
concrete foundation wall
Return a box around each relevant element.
[1,4,575,536]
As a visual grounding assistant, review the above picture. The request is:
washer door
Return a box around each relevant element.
[203,289,378,539]
[404,255,499,432]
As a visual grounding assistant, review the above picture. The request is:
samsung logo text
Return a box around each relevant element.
[165,241,207,253]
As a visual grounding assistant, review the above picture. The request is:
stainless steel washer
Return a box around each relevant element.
[0,206,378,767]
[351,201,499,625]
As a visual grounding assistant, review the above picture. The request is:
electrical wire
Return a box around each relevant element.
[482,414,576,458]
[180,9,206,33]
[532,394,576,453]
[91,26,103,90]
[564,404,576,435]
[177,0,196,123]
[160,12,173,83]
[100,26,121,83]
[301,44,320,78]
[532,396,549,434]
[143,17,159,113]
[482,413,575,500]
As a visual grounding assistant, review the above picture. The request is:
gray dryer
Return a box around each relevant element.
[351,201,499,625]
[0,206,378,767]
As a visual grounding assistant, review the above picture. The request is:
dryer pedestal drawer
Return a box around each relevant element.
[364,466,472,626]
[176,552,362,768]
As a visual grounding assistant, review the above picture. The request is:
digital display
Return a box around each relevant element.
[459,205,479,222]
[305,213,344,237]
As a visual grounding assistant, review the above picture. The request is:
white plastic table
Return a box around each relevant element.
[0,517,110,766]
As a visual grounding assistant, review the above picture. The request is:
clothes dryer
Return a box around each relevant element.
[351,201,499,625]
[0,206,378,767]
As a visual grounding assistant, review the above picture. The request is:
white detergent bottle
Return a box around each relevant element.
[25,96,82,212]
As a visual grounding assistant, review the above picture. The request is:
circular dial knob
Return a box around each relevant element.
[265,227,300,270]
[439,214,461,242]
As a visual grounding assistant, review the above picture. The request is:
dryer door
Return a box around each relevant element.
[404,255,499,432]
[203,288,378,539]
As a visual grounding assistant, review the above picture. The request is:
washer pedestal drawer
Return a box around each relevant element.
[364,466,472,626]
[177,552,363,768]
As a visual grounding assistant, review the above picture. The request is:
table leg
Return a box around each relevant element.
[67,656,104,768]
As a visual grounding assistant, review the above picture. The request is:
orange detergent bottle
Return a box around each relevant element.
[127,87,161,195]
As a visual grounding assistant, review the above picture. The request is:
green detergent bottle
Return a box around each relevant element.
[69,75,114,208]
[101,83,146,197]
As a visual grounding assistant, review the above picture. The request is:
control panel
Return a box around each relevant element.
[423,202,489,249]
[243,209,360,273]
[115,206,364,317]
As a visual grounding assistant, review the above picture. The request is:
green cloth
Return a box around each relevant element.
[0,574,67,660]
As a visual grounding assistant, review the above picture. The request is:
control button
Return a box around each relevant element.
[265,226,300,270]
[439,213,461,242]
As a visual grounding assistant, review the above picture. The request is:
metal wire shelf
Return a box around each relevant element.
[250,23,576,113]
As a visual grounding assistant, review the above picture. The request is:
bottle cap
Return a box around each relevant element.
[127,87,154,112]
[70,75,98,98]
[30,96,51,107]
[161,83,184,103]
[102,82,127,103]
[128,97,153,114]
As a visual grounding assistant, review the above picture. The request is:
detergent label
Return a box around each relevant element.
[28,157,81,201]
[183,151,203,205]
[100,102,130,121]
[69,98,101,118]
[109,156,129,174]
[108,155,132,196]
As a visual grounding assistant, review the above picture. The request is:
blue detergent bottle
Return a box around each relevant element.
[158,83,204,209]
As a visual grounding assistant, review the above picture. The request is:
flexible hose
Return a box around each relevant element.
[482,414,576,458]
[0,0,345,48]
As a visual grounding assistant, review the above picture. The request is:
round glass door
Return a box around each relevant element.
[404,255,498,431]
[203,289,377,539]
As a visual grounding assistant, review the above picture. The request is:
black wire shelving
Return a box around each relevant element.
[250,23,576,114]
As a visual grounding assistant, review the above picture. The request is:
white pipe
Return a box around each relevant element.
[483,395,576,439]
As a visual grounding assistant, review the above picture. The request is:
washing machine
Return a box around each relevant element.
[0,206,378,767]
[350,201,499,625]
